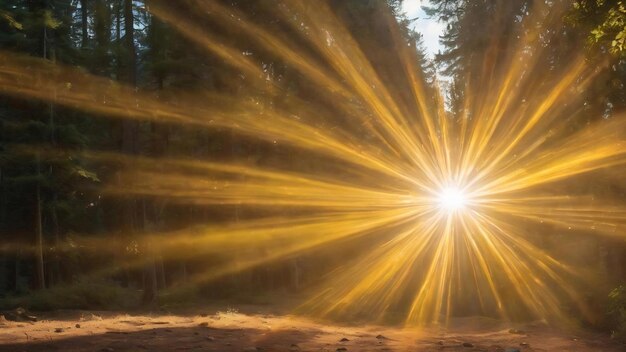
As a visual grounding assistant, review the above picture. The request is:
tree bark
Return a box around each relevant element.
[122,0,158,304]
[35,153,45,290]
[141,255,158,304]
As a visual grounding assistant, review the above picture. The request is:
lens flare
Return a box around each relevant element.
[437,187,467,211]
[1,0,625,328]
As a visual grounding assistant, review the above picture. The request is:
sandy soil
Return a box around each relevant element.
[0,306,623,352]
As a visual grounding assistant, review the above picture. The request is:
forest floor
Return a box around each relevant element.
[0,304,623,352]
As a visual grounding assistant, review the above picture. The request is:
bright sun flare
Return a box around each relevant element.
[3,0,626,328]
[437,187,467,211]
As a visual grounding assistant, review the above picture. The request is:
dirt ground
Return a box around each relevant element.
[0,306,623,352]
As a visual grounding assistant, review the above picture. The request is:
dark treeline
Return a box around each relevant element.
[0,0,434,304]
[0,0,625,333]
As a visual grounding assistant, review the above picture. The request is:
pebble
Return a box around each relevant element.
[340,337,350,342]
[54,328,64,333]
[462,342,474,347]
[75,323,81,328]
[375,334,388,340]
[336,348,348,352]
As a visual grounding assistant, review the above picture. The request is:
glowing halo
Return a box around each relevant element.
[437,186,468,211]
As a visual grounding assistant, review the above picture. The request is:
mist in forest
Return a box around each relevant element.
[0,0,625,351]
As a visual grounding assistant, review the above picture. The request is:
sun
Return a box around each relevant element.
[437,186,467,211]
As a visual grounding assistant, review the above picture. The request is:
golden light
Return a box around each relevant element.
[1,0,625,329]
[436,186,468,212]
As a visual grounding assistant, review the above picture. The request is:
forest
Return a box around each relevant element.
[0,0,626,351]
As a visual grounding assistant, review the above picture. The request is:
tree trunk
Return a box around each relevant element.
[34,153,45,290]
[13,252,20,292]
[121,0,138,232]
[35,10,48,288]
[157,256,166,289]
[123,0,136,87]
[142,255,158,305]
[180,261,187,284]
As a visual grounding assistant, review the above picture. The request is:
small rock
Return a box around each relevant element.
[340,337,350,342]
[520,342,529,347]
[336,348,348,352]
[75,323,81,328]
[375,334,388,340]
[437,340,444,345]
[462,342,474,347]
[508,328,525,335]
[54,328,64,333]
[206,336,215,341]
[198,322,209,327]
[289,344,300,351]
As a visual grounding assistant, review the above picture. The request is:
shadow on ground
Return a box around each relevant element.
[0,325,321,352]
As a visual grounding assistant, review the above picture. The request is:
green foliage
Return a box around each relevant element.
[590,1,626,53]
[72,165,101,183]
[0,10,22,30]
[42,9,61,29]
[572,0,626,56]
[608,284,626,340]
